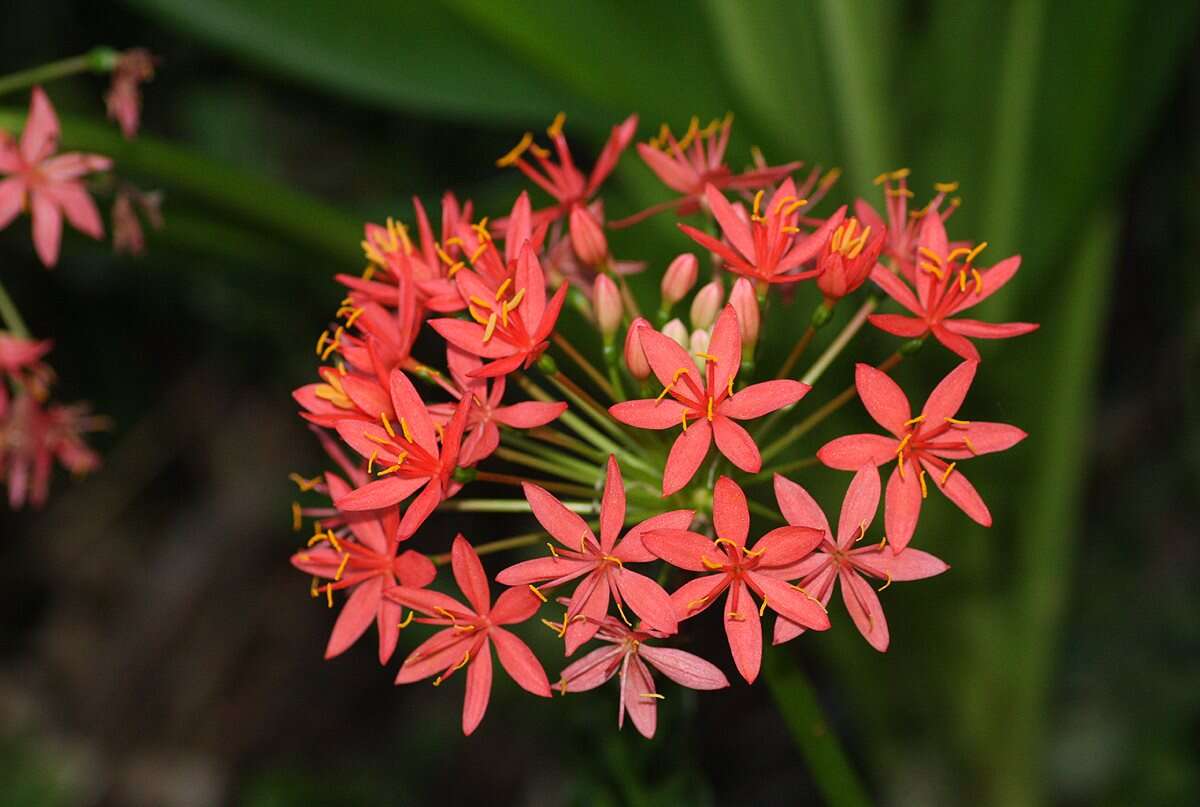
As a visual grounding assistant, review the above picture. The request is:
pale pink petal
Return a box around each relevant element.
[642,529,719,572]
[46,182,102,238]
[587,113,637,196]
[781,204,847,267]
[324,575,383,659]
[388,369,438,454]
[836,464,881,548]
[491,627,551,697]
[450,535,490,614]
[639,326,702,392]
[840,569,889,651]
[818,433,897,470]
[931,422,1027,459]
[921,360,977,424]
[21,87,60,163]
[395,628,471,684]
[613,568,677,635]
[505,191,532,265]
[711,415,761,473]
[637,141,694,193]
[884,463,922,551]
[397,481,443,538]
[852,547,949,581]
[712,476,750,546]
[341,375,392,420]
[854,199,886,241]
[599,455,625,552]
[609,398,687,429]
[385,585,468,618]
[429,318,515,359]
[923,458,992,527]
[748,571,830,631]
[621,655,658,738]
[669,573,728,619]
[721,380,810,420]
[662,418,711,495]
[563,575,610,655]
[773,474,831,535]
[772,565,836,644]
[523,481,594,550]
[855,363,911,435]
[638,646,729,690]
[377,597,402,664]
[617,509,695,563]
[462,640,493,735]
[395,549,437,587]
[0,177,25,230]
[558,645,622,692]
[724,581,763,683]
[30,191,62,267]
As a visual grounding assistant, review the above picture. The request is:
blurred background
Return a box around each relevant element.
[0,1,1197,805]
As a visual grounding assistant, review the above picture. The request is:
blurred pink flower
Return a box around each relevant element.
[105,49,156,139]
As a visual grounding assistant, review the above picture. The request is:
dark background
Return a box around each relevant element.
[0,1,1197,805]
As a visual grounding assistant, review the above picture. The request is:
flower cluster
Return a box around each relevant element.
[290,114,1036,736]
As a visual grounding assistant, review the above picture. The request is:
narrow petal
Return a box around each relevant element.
[491,627,551,697]
[609,397,687,429]
[389,369,438,455]
[31,192,62,267]
[621,656,658,738]
[950,255,1022,314]
[599,456,625,552]
[495,555,591,586]
[617,509,695,563]
[564,575,610,655]
[840,570,889,652]
[395,549,437,587]
[337,476,425,511]
[782,204,847,267]
[884,463,923,551]
[921,360,977,424]
[751,526,824,569]
[870,265,923,315]
[638,646,729,690]
[662,418,711,495]
[721,380,810,420]
[21,87,60,163]
[855,363,912,435]
[836,464,882,548]
[642,529,719,572]
[711,415,761,473]
[450,535,491,615]
[704,183,754,259]
[868,313,929,338]
[773,474,831,535]
[494,400,567,428]
[932,422,1027,459]
[46,182,103,239]
[772,566,836,645]
[818,433,897,470]
[491,585,545,624]
[462,641,493,735]
[395,628,470,684]
[397,480,442,538]
[707,306,741,395]
[377,598,402,665]
[924,459,992,527]
[324,576,383,659]
[943,318,1040,339]
[931,324,980,361]
[713,476,750,547]
[637,141,694,192]
[669,573,728,619]
[0,177,26,230]
[558,645,622,693]
[524,481,594,551]
[386,585,468,619]
[429,318,514,359]
[613,568,677,635]
[852,547,949,581]
[724,581,763,683]
[639,327,702,392]
[749,571,830,631]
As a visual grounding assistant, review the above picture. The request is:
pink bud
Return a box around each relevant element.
[623,317,652,380]
[729,278,760,348]
[689,279,724,331]
[593,274,622,339]
[689,328,710,369]
[569,206,608,267]
[660,253,698,306]
[662,318,689,348]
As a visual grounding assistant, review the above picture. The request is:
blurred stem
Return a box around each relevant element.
[764,650,872,807]
[747,455,820,485]
[552,331,616,400]
[516,374,624,458]
[0,280,31,339]
[494,446,597,485]
[0,110,360,261]
[545,369,641,452]
[524,425,606,461]
[429,529,554,565]
[0,47,119,96]
[474,471,593,498]
[438,498,593,514]
[776,324,816,380]
[498,432,604,480]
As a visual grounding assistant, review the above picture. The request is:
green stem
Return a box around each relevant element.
[494,446,598,484]
[746,455,820,485]
[552,331,616,400]
[764,650,872,807]
[800,295,877,387]
[429,529,559,565]
[498,434,604,481]
[515,374,627,459]
[474,470,593,498]
[438,498,594,514]
[602,341,628,402]
[0,280,31,339]
[524,426,606,461]
[0,48,119,97]
[547,369,637,449]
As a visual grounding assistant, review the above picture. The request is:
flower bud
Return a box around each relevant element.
[569,206,608,267]
[662,318,689,348]
[592,274,622,340]
[689,328,710,369]
[815,216,885,301]
[728,278,760,349]
[623,317,652,380]
[689,279,724,331]
[660,253,698,307]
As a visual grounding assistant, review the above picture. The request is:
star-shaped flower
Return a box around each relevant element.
[609,306,810,494]
[817,361,1027,550]
[643,477,829,683]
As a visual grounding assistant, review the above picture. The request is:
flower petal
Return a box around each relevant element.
[389,369,438,455]
[942,318,1040,340]
[0,177,26,230]
[669,573,728,619]
[748,571,830,631]
[884,463,922,552]
[923,459,992,527]
[711,415,761,473]
[621,655,658,738]
[324,575,383,659]
[490,626,551,697]
[395,628,470,684]
[836,464,881,549]
[724,581,762,683]
[870,265,923,315]
[609,397,688,429]
[616,509,695,563]
[523,481,594,551]
[642,529,720,572]
[558,645,622,693]
[450,535,490,615]
[704,183,754,260]
[386,585,468,619]
[751,526,825,569]
[868,313,929,338]
[950,254,1022,314]
[772,566,837,645]
[395,549,437,587]
[21,87,60,163]
[337,476,425,511]
[462,640,493,735]
[491,585,545,624]
[852,547,949,581]
[773,474,831,536]
[818,433,897,470]
[494,400,567,428]
[855,363,912,436]
[639,326,702,393]
[495,555,592,586]
[563,574,610,655]
[931,324,980,361]
[429,318,515,359]
[599,456,625,552]
[613,568,677,635]
[46,182,103,239]
[30,191,62,267]
[721,380,810,420]
[840,569,889,652]
[921,360,977,424]
[397,480,443,538]
[713,476,750,546]
[638,645,729,690]
[932,422,1027,459]
[662,418,711,495]
[707,306,741,395]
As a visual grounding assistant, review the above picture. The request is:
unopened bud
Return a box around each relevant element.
[728,278,759,349]
[689,279,724,331]
[623,317,652,380]
[660,253,699,307]
[689,328,710,369]
[662,318,689,348]
[593,274,622,340]
[569,206,608,267]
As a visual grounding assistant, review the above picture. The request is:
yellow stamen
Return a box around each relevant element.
[380,412,396,438]
[751,190,765,222]
[963,437,977,454]
[505,287,526,312]
[326,530,341,553]
[344,307,365,329]
[819,167,842,191]
[700,555,724,571]
[758,597,768,616]
[497,132,534,167]
[743,546,765,559]
[896,434,912,454]
[472,218,491,242]
[919,469,928,498]
[877,573,893,592]
[886,187,915,198]
[546,112,566,138]
[469,243,488,263]
[940,462,957,485]
[315,330,328,357]
[291,502,302,531]
[946,247,973,263]
[904,414,926,426]
[546,542,559,558]
[310,576,320,597]
[289,473,320,492]
[919,261,944,279]
[400,417,414,443]
[528,584,547,603]
[398,611,414,629]
[934,181,960,193]
[361,265,376,281]
[447,261,464,277]
[694,351,718,362]
[858,520,868,542]
[706,397,714,421]
[640,692,665,700]
[601,555,624,567]
[783,199,808,215]
[335,552,350,581]
[918,247,943,265]
[686,595,708,610]
[965,241,988,265]
[614,599,633,627]
[944,416,970,426]
[482,313,498,343]
[325,583,334,608]
[781,225,800,234]
[959,270,968,292]
[494,278,513,300]
[713,537,741,551]
[727,612,745,622]
[363,431,392,446]
[680,410,688,432]
[972,268,983,293]
[367,450,378,475]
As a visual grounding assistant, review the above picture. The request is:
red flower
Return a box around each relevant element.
[814,216,886,302]
[609,306,810,495]
[0,88,111,267]
[643,477,829,683]
[291,471,436,664]
[868,211,1038,360]
[771,466,949,651]
[428,346,566,465]
[497,113,638,228]
[679,181,846,285]
[388,535,551,735]
[612,114,800,227]
[854,169,959,281]
[334,369,471,538]
[430,243,567,378]
[496,456,691,653]
[555,614,728,738]
[817,362,1027,550]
